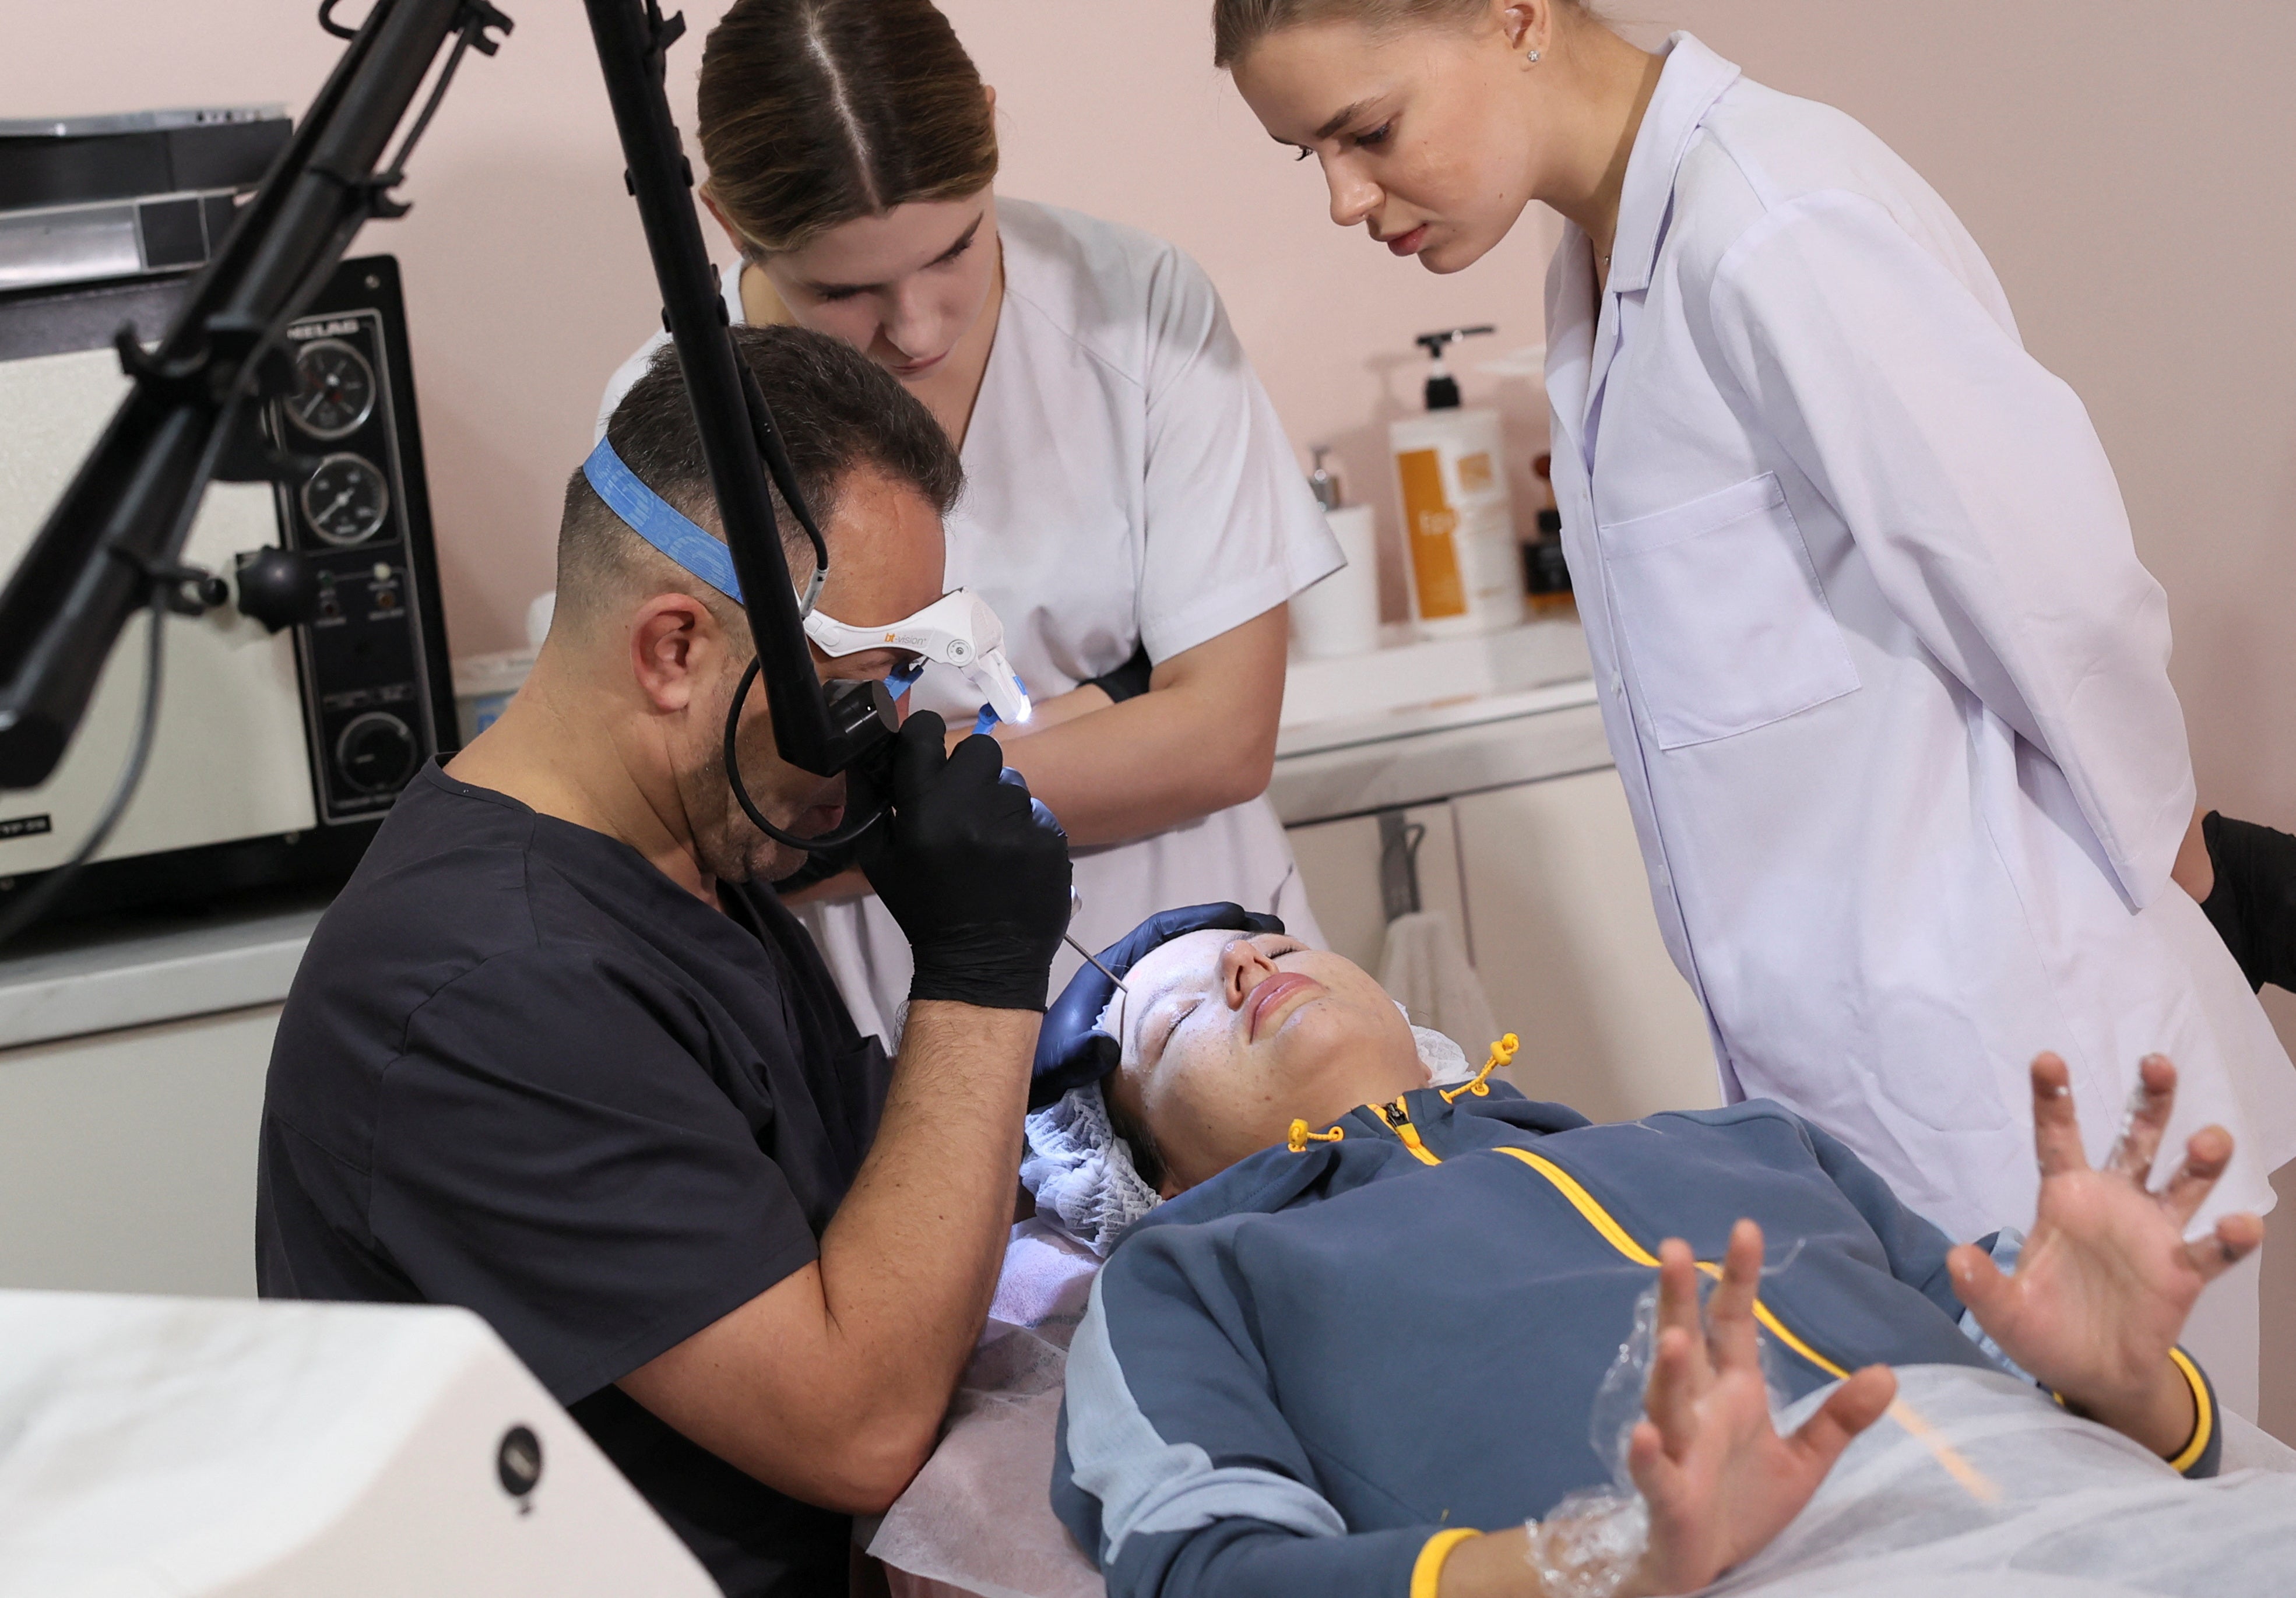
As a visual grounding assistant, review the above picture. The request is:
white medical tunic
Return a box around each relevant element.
[601,199,1339,1043]
[1545,34,2296,1240]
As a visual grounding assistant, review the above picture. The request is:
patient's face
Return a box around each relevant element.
[1104,931,1426,1193]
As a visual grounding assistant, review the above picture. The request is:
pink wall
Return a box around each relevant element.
[1,1,1558,659]
[12,0,2296,1423]
[16,4,2283,843]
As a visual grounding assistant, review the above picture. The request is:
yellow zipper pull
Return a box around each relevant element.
[1377,1097,1443,1166]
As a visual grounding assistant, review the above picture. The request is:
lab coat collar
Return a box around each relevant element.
[1604,33,1741,297]
[1544,247,1592,464]
[1548,33,1739,467]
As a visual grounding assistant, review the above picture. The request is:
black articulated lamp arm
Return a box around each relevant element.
[582,0,896,786]
[0,0,511,791]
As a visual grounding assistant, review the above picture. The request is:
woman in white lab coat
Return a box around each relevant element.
[599,0,1339,1042]
[1221,0,2296,1393]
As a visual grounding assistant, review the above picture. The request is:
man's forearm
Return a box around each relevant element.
[810,1002,1036,1473]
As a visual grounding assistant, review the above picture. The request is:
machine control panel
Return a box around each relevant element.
[270,267,450,823]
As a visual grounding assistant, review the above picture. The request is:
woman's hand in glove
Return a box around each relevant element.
[853,712,1073,1011]
[1625,1222,1896,1595]
[1949,1054,2258,1458]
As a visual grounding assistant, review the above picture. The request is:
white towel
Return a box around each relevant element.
[1378,909,1500,1064]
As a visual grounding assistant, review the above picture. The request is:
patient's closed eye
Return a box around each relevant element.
[1146,998,1200,1064]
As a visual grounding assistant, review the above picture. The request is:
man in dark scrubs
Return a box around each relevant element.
[256,325,1072,1595]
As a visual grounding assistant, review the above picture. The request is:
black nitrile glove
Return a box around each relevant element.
[2199,811,2296,994]
[855,712,1073,1011]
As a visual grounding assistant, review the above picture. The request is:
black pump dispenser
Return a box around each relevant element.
[1414,325,1495,410]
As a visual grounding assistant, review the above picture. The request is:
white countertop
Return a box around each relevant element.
[1271,614,1611,826]
[4,617,1606,1047]
[0,897,326,1052]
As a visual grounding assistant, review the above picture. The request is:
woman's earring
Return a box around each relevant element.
[1525,48,1542,64]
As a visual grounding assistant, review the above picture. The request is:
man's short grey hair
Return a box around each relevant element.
[555,323,963,629]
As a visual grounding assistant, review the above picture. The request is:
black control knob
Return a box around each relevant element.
[233,547,322,633]
[335,712,417,794]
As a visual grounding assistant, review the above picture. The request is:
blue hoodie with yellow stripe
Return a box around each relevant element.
[1049,1084,2220,1598]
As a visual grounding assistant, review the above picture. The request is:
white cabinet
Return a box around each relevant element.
[1288,766,1718,1125]
[0,1004,277,1298]
[1452,772,1718,1124]
[1287,802,1467,973]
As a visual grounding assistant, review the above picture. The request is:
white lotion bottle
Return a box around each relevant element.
[1389,326,1525,639]
[1290,445,1380,660]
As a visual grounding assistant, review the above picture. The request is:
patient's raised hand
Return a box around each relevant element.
[1626,1221,1896,1595]
[1948,1053,2262,1459]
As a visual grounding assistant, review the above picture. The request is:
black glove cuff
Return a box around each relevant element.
[909,923,1059,1012]
[2199,811,2296,992]
[1084,642,1155,705]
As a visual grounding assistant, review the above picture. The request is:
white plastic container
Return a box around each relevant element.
[1290,503,1380,659]
[1389,406,1525,639]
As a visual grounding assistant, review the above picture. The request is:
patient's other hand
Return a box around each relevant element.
[1949,1053,2259,1459]
[1626,1221,1896,1595]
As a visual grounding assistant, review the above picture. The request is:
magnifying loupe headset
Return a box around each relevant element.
[582,432,1032,846]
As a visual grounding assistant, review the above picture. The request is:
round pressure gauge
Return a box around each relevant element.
[285,339,376,439]
[300,453,391,545]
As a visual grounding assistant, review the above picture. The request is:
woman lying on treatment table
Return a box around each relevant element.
[1033,906,2296,1598]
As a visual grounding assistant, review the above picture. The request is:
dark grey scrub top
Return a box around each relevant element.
[256,761,892,1596]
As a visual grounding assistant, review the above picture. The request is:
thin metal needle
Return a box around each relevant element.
[1065,932,1130,993]
[1065,888,1130,993]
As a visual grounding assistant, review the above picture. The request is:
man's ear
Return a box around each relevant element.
[628,593,723,714]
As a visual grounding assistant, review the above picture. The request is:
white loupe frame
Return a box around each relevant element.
[803,588,1032,726]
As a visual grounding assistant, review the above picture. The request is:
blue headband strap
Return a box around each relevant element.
[582,433,744,603]
[579,434,923,700]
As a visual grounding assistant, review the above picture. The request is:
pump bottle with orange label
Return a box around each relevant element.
[1389,326,1526,638]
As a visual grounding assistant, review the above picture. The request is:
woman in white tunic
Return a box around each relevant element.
[601,0,1339,1044]
[1221,0,2296,1405]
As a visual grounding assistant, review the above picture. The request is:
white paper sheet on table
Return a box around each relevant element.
[868,1222,2296,1598]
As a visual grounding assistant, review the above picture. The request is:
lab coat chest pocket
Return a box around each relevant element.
[1599,473,1859,750]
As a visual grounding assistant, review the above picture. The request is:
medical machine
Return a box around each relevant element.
[0,1290,716,1594]
[0,0,922,949]
[0,251,457,925]
[0,107,290,294]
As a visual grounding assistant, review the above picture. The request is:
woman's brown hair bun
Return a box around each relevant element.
[698,0,999,256]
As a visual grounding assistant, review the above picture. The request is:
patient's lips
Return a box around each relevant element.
[1243,972,1323,1042]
